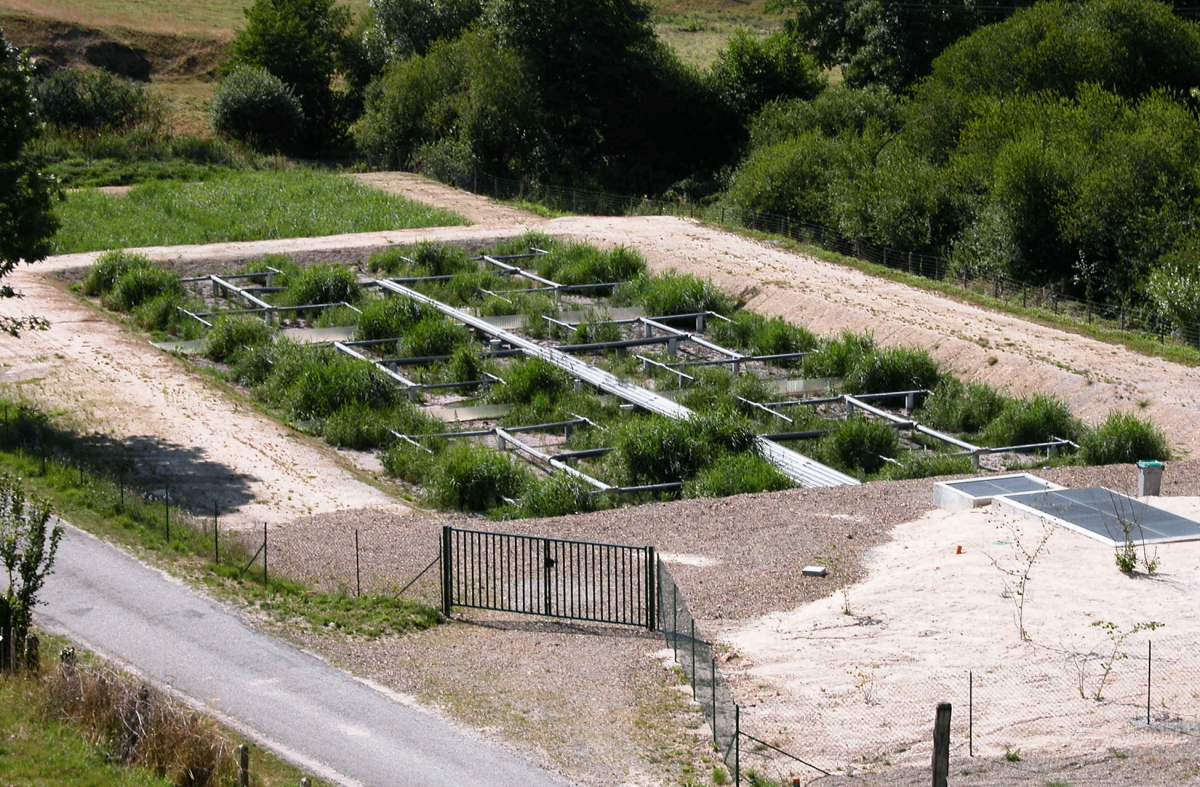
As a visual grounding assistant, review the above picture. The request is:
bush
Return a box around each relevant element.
[82,250,153,296]
[621,272,735,317]
[447,345,485,382]
[321,400,442,450]
[132,293,205,336]
[801,331,875,378]
[981,394,1082,447]
[503,473,599,519]
[489,358,572,404]
[355,296,435,340]
[709,29,824,117]
[103,265,183,312]
[277,263,361,307]
[531,242,647,286]
[844,346,944,394]
[918,379,1010,435]
[202,315,276,362]
[210,66,305,152]
[382,441,438,484]
[820,416,900,475]
[427,441,531,510]
[1079,411,1171,465]
[33,68,163,131]
[711,311,818,361]
[877,454,976,480]
[616,414,757,485]
[400,317,471,357]
[267,349,400,420]
[683,453,793,498]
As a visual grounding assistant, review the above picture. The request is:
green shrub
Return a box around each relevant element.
[400,317,471,357]
[531,242,647,286]
[711,312,818,362]
[33,68,163,131]
[678,367,739,412]
[131,293,204,336]
[203,315,276,362]
[683,453,793,498]
[844,346,944,395]
[801,331,876,379]
[355,296,435,340]
[918,380,1010,435]
[447,345,485,382]
[427,441,532,510]
[229,341,281,387]
[820,416,900,475]
[269,349,399,420]
[210,66,305,152]
[320,400,442,450]
[616,414,757,485]
[489,358,572,404]
[981,394,1082,447]
[571,317,622,344]
[487,231,555,257]
[82,250,154,296]
[103,265,183,312]
[877,454,975,480]
[620,272,735,317]
[503,473,599,519]
[1079,411,1171,465]
[277,263,361,307]
[408,241,477,276]
[382,441,438,484]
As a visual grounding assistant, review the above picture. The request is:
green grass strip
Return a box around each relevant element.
[0,398,442,638]
[51,169,467,254]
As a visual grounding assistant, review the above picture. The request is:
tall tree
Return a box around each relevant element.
[0,31,60,336]
[229,0,351,147]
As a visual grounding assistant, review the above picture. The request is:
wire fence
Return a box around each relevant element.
[732,636,1200,784]
[423,162,1200,353]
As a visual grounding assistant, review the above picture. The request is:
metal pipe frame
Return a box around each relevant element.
[494,427,612,490]
[374,279,858,488]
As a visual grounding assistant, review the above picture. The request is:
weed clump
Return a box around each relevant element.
[202,315,276,362]
[876,453,975,480]
[616,414,757,485]
[618,272,735,317]
[277,263,361,308]
[489,358,572,404]
[427,442,532,511]
[355,296,436,341]
[500,473,600,519]
[918,379,1010,435]
[82,250,152,296]
[982,394,1081,447]
[1079,411,1171,465]
[844,346,943,394]
[801,331,876,379]
[683,453,793,498]
[711,312,818,361]
[819,416,900,475]
[400,317,471,358]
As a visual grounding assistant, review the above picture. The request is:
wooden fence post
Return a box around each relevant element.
[932,702,952,787]
[237,744,249,787]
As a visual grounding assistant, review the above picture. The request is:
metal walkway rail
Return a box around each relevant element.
[374,280,859,488]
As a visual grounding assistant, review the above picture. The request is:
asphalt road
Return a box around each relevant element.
[36,525,570,787]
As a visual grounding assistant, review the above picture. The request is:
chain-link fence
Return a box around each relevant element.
[423,162,1200,352]
[657,558,741,775]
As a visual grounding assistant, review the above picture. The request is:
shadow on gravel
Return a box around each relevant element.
[0,402,258,516]
[460,616,660,641]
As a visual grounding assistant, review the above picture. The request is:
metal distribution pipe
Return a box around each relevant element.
[374,279,859,488]
[494,427,612,490]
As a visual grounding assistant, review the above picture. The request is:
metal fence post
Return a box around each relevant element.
[262,522,268,587]
[237,744,249,787]
[734,704,740,785]
[213,503,219,564]
[645,546,656,631]
[932,703,951,787]
[672,584,678,660]
[690,619,696,691]
[441,525,453,618]
[969,671,973,757]
[164,476,170,543]
[711,656,718,746]
[1147,640,1152,726]
[542,538,552,617]
[355,529,362,597]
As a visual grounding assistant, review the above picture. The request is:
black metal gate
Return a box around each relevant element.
[441,525,655,629]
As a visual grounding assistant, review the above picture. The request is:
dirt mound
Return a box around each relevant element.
[2,13,226,80]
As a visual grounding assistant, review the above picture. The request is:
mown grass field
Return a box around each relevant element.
[51,169,465,254]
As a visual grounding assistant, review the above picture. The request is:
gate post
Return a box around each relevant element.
[543,538,553,616]
[645,547,656,630]
[441,525,453,619]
